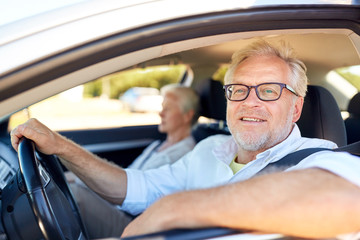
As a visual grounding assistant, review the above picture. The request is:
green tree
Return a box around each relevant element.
[83,65,187,98]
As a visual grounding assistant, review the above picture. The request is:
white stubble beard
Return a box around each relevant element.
[229,110,294,152]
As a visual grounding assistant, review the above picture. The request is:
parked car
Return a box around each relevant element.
[120,87,163,112]
[0,0,360,239]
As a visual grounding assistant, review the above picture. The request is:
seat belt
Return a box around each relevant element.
[256,144,360,176]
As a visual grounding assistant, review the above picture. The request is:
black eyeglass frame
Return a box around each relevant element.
[223,82,299,102]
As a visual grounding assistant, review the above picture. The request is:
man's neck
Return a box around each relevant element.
[235,149,262,164]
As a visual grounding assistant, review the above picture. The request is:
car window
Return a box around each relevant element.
[212,65,228,83]
[327,65,360,119]
[9,65,187,131]
[335,65,360,91]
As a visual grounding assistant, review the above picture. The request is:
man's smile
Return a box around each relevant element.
[241,117,265,122]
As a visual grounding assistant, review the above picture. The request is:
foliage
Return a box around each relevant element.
[83,65,187,99]
[336,67,360,91]
[83,79,102,98]
[212,65,228,83]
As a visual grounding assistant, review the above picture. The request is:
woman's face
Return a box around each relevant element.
[158,92,190,134]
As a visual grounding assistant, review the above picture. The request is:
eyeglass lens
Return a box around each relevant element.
[227,83,283,101]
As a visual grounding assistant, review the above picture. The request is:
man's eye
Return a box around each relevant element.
[234,89,246,94]
[262,87,278,95]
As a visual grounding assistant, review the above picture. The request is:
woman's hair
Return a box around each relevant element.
[224,40,308,97]
[161,84,200,126]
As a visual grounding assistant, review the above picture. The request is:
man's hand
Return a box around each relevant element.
[10,118,65,155]
[11,118,128,205]
[121,201,165,237]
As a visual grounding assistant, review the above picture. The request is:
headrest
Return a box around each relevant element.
[297,85,347,147]
[348,92,360,117]
[196,78,226,121]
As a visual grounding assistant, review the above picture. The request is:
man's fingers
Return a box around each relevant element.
[10,119,44,152]
[10,126,24,152]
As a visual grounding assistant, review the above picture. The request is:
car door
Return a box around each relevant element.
[59,124,164,168]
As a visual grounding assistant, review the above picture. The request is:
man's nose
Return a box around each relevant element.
[245,88,260,102]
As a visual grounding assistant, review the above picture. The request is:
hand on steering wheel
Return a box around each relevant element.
[17,137,88,240]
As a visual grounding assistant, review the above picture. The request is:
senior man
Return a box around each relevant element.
[11,40,360,239]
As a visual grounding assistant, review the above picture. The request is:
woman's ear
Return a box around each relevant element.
[184,109,195,125]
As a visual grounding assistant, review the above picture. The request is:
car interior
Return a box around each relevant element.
[1,2,360,239]
[17,33,350,170]
[3,59,360,236]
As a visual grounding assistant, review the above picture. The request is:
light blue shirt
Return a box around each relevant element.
[121,124,360,216]
[127,136,196,170]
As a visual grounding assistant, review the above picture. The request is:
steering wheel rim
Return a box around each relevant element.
[18,137,87,240]
[35,150,90,239]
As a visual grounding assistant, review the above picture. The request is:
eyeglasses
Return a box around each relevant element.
[223,82,299,102]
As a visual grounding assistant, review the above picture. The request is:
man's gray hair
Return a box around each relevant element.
[224,40,308,97]
[161,84,200,126]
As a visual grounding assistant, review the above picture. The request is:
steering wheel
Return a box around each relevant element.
[17,137,88,240]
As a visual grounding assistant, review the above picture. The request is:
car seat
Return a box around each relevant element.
[344,92,360,144]
[193,79,347,147]
[192,78,229,142]
[297,85,347,147]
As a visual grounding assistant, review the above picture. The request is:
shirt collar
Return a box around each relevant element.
[212,124,302,165]
[212,136,238,165]
[255,124,302,163]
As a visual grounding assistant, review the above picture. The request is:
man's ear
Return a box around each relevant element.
[292,96,304,123]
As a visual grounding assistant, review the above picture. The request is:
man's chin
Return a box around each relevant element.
[234,134,269,151]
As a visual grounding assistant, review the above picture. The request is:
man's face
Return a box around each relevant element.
[158,92,189,134]
[226,55,303,152]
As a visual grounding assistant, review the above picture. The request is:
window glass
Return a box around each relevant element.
[326,65,360,119]
[9,65,187,131]
[212,64,228,83]
[335,66,360,91]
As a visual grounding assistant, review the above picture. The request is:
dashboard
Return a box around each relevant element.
[0,138,18,189]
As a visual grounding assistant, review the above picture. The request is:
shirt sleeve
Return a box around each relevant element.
[120,152,191,215]
[287,151,360,188]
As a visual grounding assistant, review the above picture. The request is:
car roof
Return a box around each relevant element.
[0,0,360,118]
